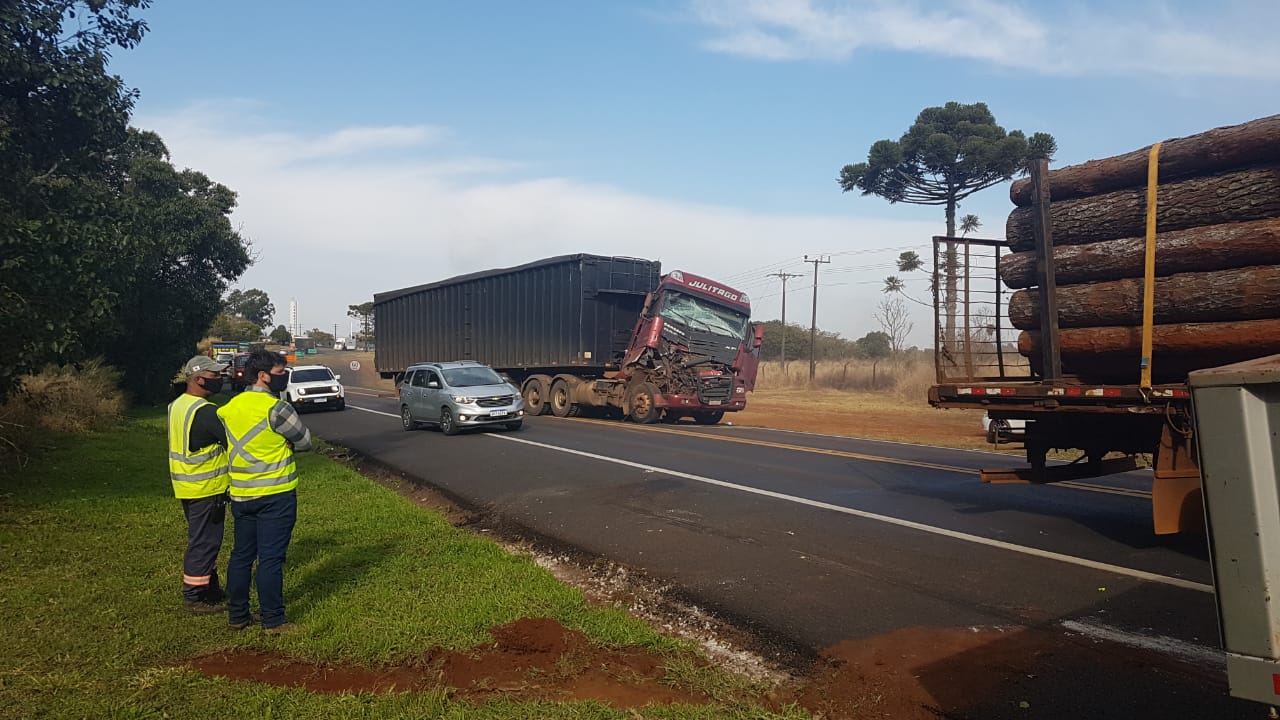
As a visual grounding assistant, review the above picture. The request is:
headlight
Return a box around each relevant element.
[296,387,307,396]
[453,396,476,404]
[330,385,339,393]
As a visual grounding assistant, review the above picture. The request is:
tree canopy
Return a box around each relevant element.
[269,325,292,345]
[839,102,1055,235]
[224,289,275,330]
[0,1,251,402]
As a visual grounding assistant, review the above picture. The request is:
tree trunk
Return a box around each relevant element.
[1018,319,1280,384]
[1006,164,1280,251]
[998,218,1280,289]
[1009,114,1280,206]
[1008,265,1280,329]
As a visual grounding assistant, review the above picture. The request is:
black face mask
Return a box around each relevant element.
[199,376,224,394]
[267,371,289,393]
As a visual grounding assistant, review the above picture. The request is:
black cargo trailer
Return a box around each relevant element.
[374,254,660,380]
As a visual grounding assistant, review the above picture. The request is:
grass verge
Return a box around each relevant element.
[0,410,802,719]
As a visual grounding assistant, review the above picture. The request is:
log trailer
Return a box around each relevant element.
[929,116,1280,535]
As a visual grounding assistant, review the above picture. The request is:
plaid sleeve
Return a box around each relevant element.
[269,399,313,452]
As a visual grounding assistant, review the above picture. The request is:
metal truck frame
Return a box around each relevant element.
[928,160,1202,534]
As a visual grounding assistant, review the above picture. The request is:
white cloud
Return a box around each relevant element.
[140,104,942,347]
[687,0,1280,79]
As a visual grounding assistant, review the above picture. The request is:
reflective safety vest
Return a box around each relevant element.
[167,394,229,499]
[217,390,298,500]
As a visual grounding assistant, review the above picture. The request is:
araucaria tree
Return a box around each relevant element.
[839,102,1055,348]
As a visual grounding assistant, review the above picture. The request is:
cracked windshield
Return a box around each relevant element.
[659,292,749,338]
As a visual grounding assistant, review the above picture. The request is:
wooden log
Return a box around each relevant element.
[998,218,1280,289]
[1007,265,1280,330]
[1006,164,1280,251]
[1018,319,1280,384]
[1009,114,1280,207]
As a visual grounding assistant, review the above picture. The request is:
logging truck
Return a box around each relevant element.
[929,114,1280,535]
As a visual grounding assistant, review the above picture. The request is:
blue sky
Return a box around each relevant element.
[110,0,1280,345]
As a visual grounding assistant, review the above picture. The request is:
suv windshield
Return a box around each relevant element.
[659,291,750,338]
[442,367,505,387]
[291,368,335,383]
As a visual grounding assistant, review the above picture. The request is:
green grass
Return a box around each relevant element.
[0,410,804,719]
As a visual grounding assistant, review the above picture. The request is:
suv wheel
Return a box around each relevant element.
[440,407,459,436]
[401,405,417,431]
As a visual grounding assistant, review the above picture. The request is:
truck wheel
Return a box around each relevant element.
[693,411,724,425]
[549,379,581,418]
[440,407,460,436]
[627,383,662,424]
[522,377,548,416]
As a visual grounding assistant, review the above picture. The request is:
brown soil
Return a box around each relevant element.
[192,617,709,707]
[191,618,1224,718]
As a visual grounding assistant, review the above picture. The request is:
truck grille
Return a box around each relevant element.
[477,395,514,408]
[697,376,733,404]
[686,330,740,365]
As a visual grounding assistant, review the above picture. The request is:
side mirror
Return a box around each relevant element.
[334,374,342,380]
[752,323,764,349]
[427,381,441,389]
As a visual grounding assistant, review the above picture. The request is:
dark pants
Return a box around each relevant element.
[227,490,297,629]
[181,494,227,602]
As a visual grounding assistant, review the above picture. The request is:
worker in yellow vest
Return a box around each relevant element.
[218,349,311,634]
[167,355,231,614]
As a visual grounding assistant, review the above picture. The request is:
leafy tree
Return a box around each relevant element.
[223,288,275,330]
[210,314,263,342]
[269,325,292,345]
[840,102,1055,347]
[854,331,892,360]
[347,302,375,344]
[307,328,335,346]
[91,130,251,400]
[0,0,152,400]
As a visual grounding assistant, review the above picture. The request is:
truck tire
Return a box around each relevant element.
[627,382,662,424]
[522,376,549,416]
[693,411,724,425]
[549,379,581,418]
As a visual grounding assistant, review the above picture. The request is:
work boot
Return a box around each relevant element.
[228,614,259,632]
[263,622,303,636]
[183,598,226,615]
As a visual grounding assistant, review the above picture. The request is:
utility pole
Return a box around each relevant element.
[803,255,830,382]
[333,323,339,347]
[768,272,803,369]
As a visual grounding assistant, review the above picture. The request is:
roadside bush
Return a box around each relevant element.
[755,357,936,399]
[0,359,125,467]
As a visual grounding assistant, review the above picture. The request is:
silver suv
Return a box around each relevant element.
[399,361,525,435]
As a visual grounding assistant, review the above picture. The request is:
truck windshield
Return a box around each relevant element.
[659,291,749,338]
[290,368,334,383]
[442,367,506,387]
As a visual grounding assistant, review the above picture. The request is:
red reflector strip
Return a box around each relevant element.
[1104,388,1122,397]
[1065,388,1083,396]
[1173,389,1190,398]
[1271,673,1280,695]
[972,388,987,395]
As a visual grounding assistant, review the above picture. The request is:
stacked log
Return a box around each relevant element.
[1000,114,1280,383]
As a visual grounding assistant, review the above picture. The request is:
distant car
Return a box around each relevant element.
[398,360,524,435]
[982,411,1027,444]
[228,353,252,391]
[283,365,345,412]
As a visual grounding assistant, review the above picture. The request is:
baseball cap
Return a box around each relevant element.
[185,354,229,376]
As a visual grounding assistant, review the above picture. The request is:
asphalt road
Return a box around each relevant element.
[298,387,1253,718]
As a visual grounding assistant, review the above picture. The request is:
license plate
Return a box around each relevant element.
[709,400,722,406]
[311,398,326,403]
[489,410,509,417]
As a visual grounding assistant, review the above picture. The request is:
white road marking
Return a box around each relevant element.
[1061,620,1225,669]
[490,433,1212,594]
[343,402,1208,593]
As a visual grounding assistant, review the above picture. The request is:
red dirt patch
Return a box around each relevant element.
[192,617,709,708]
